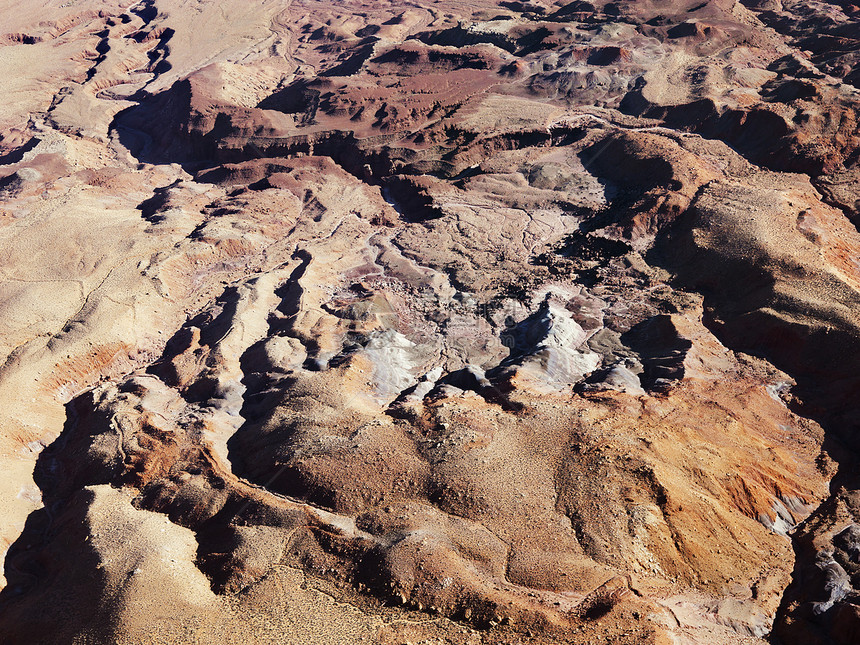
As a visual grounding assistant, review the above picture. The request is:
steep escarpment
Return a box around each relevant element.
[0,1,858,644]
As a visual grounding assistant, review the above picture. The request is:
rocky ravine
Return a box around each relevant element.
[0,0,858,643]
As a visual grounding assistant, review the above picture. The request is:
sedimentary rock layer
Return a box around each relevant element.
[0,1,858,643]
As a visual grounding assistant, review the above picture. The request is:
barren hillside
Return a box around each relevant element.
[0,1,859,643]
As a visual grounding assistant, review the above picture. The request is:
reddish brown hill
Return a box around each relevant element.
[0,1,858,643]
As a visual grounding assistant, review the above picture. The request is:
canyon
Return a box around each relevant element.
[0,0,859,643]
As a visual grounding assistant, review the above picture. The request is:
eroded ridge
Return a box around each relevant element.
[0,1,858,643]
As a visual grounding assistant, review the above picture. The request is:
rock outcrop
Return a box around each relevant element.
[0,1,858,643]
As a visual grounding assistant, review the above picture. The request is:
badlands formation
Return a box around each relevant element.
[0,0,859,643]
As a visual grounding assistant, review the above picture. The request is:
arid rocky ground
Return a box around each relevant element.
[0,0,859,643]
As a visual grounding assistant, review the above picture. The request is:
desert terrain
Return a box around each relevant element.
[0,0,859,643]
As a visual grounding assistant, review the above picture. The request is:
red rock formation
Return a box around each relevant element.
[0,1,858,643]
